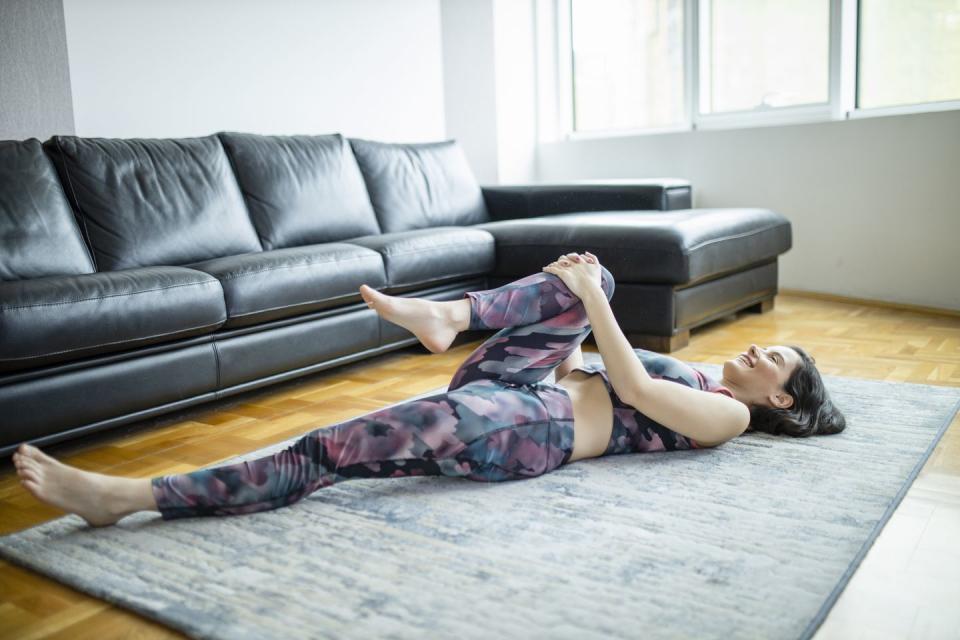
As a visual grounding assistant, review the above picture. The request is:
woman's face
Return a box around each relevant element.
[722,344,802,409]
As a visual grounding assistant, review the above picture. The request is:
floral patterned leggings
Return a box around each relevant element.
[150,266,616,519]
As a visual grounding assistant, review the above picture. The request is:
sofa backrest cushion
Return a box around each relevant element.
[43,135,262,271]
[218,132,380,250]
[0,139,96,280]
[348,138,489,233]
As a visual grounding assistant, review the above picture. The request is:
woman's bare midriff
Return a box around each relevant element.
[556,370,614,463]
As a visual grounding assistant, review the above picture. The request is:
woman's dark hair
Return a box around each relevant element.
[746,344,846,437]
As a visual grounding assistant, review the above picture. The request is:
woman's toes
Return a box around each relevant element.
[16,455,43,476]
[359,285,378,308]
[17,452,37,468]
[24,446,57,468]
[24,444,48,461]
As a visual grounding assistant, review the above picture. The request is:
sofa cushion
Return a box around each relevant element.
[473,208,792,286]
[43,135,262,271]
[345,227,495,292]
[0,139,95,280]
[0,267,226,373]
[348,138,489,233]
[481,179,692,219]
[218,132,381,250]
[183,243,386,329]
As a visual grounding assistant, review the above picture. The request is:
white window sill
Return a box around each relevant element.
[565,123,691,141]
[695,104,833,131]
[559,100,960,141]
[846,99,960,120]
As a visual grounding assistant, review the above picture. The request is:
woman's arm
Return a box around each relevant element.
[579,286,651,402]
[580,286,749,446]
[628,378,750,446]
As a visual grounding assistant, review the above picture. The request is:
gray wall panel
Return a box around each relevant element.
[0,0,74,140]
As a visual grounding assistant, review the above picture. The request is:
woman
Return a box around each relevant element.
[11,252,845,527]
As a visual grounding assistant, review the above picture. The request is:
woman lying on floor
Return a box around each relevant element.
[12,251,846,527]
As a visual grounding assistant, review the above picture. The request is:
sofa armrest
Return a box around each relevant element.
[480,178,691,221]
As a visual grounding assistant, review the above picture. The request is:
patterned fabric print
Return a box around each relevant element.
[449,267,616,391]
[571,349,736,455]
[151,379,576,520]
[150,269,616,520]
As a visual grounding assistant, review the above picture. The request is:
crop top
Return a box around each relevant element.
[569,348,736,454]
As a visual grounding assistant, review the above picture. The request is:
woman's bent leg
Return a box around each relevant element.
[449,266,615,391]
[464,267,614,331]
[150,381,574,520]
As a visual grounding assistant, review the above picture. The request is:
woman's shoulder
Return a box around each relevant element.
[695,369,736,399]
[633,348,699,387]
[634,348,735,398]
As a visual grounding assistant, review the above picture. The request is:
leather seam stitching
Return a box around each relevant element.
[212,340,222,391]
[495,223,786,255]
[0,280,220,312]
[0,321,224,361]
[53,136,100,271]
[381,241,491,257]
[216,254,375,281]
[684,223,787,252]
[225,268,482,318]
[228,293,357,318]
[388,271,483,290]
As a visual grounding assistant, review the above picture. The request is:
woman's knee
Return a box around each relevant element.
[600,266,615,301]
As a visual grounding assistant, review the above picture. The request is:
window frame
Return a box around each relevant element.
[559,0,960,141]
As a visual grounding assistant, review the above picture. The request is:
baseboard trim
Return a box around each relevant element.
[779,288,960,319]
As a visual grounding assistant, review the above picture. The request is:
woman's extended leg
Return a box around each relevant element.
[14,376,573,524]
[147,377,576,520]
[448,266,615,391]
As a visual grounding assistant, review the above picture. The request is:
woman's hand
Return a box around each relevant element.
[543,251,603,300]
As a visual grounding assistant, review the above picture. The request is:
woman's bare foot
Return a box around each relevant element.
[359,284,470,354]
[12,444,156,527]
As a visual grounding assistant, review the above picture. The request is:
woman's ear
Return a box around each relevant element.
[770,392,794,410]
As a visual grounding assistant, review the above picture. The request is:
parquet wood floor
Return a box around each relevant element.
[1,292,957,639]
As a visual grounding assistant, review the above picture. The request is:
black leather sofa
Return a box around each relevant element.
[0,133,791,457]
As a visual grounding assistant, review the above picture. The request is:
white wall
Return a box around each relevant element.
[63,0,446,141]
[440,0,538,184]
[537,109,960,311]
[492,0,538,184]
[440,0,498,183]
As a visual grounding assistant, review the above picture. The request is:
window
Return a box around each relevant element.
[858,0,960,109]
[560,0,960,138]
[570,0,685,132]
[699,0,830,114]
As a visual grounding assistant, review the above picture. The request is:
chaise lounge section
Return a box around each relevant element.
[0,132,791,456]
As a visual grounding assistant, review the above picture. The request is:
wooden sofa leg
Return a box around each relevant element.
[744,296,775,314]
[625,329,690,353]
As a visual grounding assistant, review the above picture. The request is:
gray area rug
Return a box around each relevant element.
[2,355,959,640]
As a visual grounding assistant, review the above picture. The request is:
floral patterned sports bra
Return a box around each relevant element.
[570,348,736,454]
